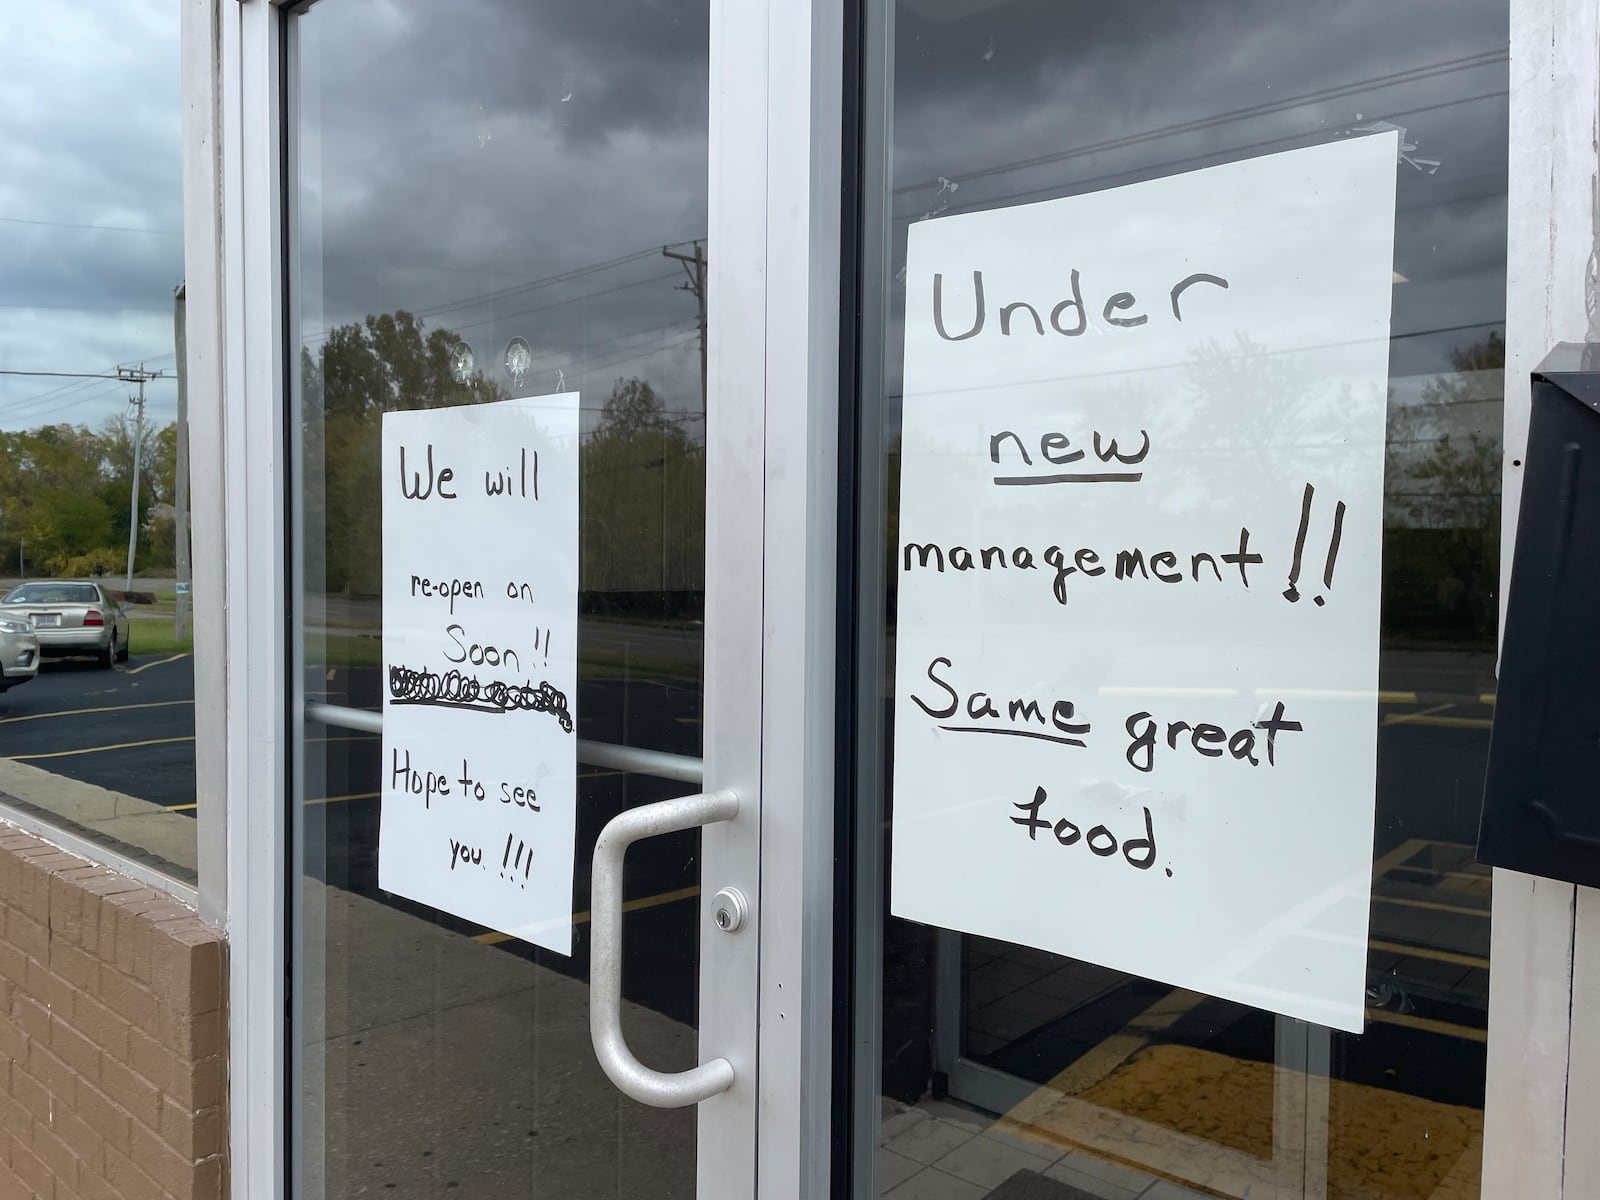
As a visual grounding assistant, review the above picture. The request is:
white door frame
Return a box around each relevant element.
[195,0,844,1196]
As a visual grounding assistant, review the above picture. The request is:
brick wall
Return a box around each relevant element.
[0,824,227,1199]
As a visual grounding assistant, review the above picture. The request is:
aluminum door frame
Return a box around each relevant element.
[199,0,844,1197]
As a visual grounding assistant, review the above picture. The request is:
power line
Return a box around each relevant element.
[894,49,1506,199]
[0,369,124,380]
[0,215,182,236]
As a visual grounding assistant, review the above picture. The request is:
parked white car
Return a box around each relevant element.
[0,580,130,668]
[0,615,39,692]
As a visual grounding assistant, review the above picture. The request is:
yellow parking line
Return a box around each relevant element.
[11,735,195,762]
[1381,702,1454,727]
[165,788,385,815]
[308,790,379,807]
[123,652,190,676]
[1390,715,1493,730]
[0,699,191,725]
[1368,938,1490,971]
[1371,838,1428,878]
[473,885,701,945]
[1365,1007,1486,1043]
[1374,894,1490,919]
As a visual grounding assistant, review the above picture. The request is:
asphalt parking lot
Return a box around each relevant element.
[0,650,198,810]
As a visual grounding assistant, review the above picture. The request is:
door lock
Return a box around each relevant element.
[711,887,749,934]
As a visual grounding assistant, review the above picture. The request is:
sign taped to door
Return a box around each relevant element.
[890,134,1399,1032]
[380,393,580,955]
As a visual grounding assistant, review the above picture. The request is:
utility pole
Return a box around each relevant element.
[173,286,191,640]
[117,363,163,593]
[662,241,707,419]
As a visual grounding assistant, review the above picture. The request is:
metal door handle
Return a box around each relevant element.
[589,788,740,1107]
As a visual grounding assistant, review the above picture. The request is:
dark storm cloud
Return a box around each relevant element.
[0,0,1510,431]
[880,0,1508,384]
[0,1,183,431]
[293,0,711,421]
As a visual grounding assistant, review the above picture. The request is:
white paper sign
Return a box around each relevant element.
[380,393,580,954]
[890,135,1399,1032]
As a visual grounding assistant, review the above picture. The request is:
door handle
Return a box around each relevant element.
[589,787,740,1107]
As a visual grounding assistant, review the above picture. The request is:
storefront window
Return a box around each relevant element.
[0,2,201,885]
[851,1,1506,1196]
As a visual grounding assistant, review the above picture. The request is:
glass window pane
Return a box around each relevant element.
[853,2,1505,1197]
[0,2,200,885]
[289,2,710,1195]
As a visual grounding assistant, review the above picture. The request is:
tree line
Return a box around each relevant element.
[301,310,706,601]
[0,416,177,578]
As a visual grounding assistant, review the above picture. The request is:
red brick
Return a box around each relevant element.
[48,1018,100,1084]
[125,1030,174,1096]
[32,1118,83,1189]
[25,1041,75,1102]
[11,862,55,925]
[47,943,97,995]
[167,1056,222,1113]
[67,994,127,1065]
[0,939,26,992]
[108,910,155,986]
[96,1058,158,1130]
[128,1115,189,1196]
[10,1133,54,1199]
[157,1007,221,1061]
[73,1161,121,1200]
[188,1152,224,1200]
[74,876,148,904]
[94,967,158,1038]
[70,1082,127,1156]
[0,1153,33,1199]
[148,929,199,1007]
[48,875,101,950]
[10,1064,51,1126]
[47,1104,102,1177]
[0,1078,31,1139]
[14,995,50,1046]
[25,956,73,1019]
[6,910,48,964]
[102,1143,161,1200]
[0,1010,29,1067]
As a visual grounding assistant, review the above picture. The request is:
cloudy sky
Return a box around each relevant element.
[0,0,712,436]
[294,0,710,430]
[0,0,1507,442]
[0,1,184,432]
[881,0,1509,430]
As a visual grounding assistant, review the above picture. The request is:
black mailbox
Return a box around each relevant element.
[1479,343,1600,886]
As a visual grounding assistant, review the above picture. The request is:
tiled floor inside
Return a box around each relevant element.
[878,1097,1211,1200]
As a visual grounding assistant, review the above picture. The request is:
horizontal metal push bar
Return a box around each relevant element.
[303,702,706,786]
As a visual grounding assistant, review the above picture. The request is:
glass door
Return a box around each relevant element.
[284,2,757,1196]
[848,2,1506,1198]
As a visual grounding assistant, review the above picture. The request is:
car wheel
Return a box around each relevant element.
[115,635,130,664]
[98,642,114,669]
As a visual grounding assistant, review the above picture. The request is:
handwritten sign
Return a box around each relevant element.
[380,393,580,954]
[889,135,1399,1032]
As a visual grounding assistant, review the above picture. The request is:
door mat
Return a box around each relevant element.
[1014,1043,1483,1198]
[984,1169,1102,1200]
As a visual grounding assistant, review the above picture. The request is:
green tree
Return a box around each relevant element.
[303,311,505,595]
[1384,331,1504,641]
[580,378,704,593]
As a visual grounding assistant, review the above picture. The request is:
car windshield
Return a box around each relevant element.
[3,584,100,605]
